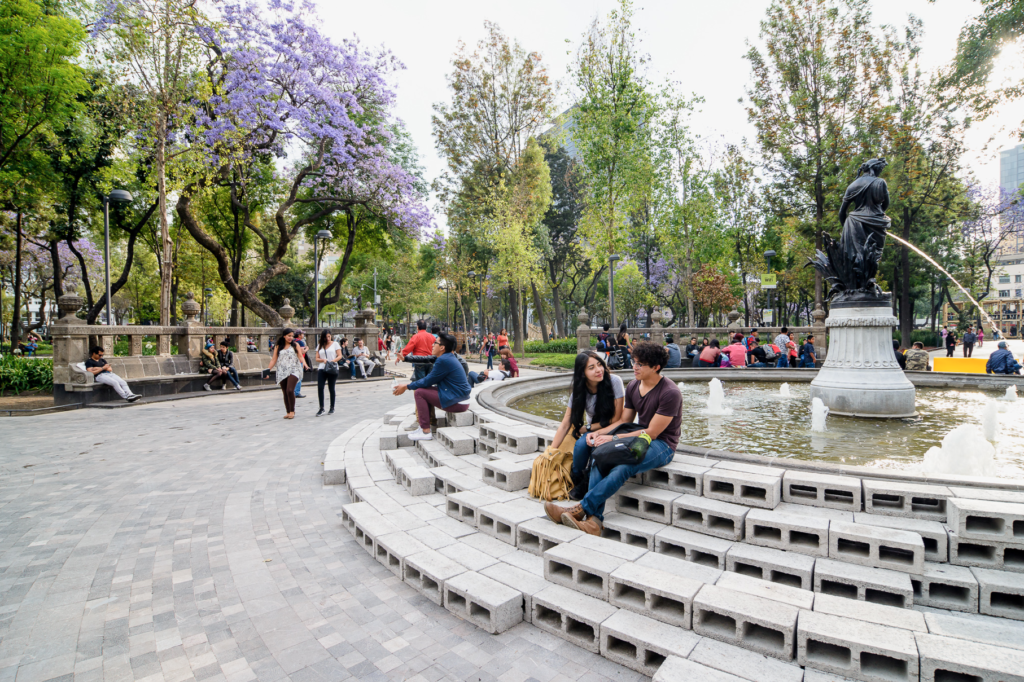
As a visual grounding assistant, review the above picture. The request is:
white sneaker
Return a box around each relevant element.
[408,428,433,441]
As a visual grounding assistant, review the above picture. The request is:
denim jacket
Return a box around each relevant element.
[408,353,471,409]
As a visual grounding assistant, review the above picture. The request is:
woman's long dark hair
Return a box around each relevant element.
[275,328,295,352]
[318,330,331,351]
[617,322,629,345]
[569,351,616,438]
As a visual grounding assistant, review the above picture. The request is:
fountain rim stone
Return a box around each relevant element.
[478,369,1024,489]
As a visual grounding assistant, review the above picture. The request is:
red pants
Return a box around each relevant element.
[414,388,468,430]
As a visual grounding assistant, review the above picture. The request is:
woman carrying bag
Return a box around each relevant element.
[315,331,342,416]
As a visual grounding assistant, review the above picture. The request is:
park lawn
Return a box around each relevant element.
[523,353,576,369]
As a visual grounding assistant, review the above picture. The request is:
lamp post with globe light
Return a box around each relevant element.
[103,189,133,325]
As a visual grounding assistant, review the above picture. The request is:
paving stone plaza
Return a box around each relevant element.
[4,366,1024,682]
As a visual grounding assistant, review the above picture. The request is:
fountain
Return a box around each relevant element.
[810,397,828,432]
[922,424,997,477]
[1003,385,1018,402]
[704,378,733,416]
[809,158,916,418]
[779,383,791,398]
[982,401,999,442]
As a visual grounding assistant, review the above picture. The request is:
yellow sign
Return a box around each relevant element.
[761,274,777,289]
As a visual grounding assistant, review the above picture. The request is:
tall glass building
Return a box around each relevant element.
[1001,143,1024,196]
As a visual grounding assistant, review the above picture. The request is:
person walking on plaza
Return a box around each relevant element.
[962,326,977,358]
[548,351,625,501]
[978,327,984,348]
[904,342,931,371]
[201,343,229,391]
[544,342,681,535]
[774,327,791,368]
[392,332,472,441]
[945,329,958,357]
[267,328,309,419]
[217,340,242,390]
[800,335,817,368]
[85,346,140,402]
[986,341,1022,374]
[315,331,342,416]
[483,334,497,369]
[292,330,309,398]
[497,328,509,349]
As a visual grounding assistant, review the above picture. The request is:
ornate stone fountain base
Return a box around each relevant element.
[810,299,916,418]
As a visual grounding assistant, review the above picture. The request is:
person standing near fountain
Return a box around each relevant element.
[963,326,977,358]
[774,328,791,368]
[946,330,958,358]
[545,342,681,535]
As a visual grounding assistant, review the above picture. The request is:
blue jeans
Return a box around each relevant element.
[776,356,789,368]
[225,366,241,388]
[294,376,302,395]
[749,362,767,368]
[799,355,815,368]
[487,354,494,370]
[572,436,593,486]
[581,439,674,521]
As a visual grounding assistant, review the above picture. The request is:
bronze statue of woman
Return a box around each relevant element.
[837,158,891,289]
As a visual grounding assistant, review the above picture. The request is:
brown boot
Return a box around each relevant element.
[563,513,603,536]
[544,501,581,524]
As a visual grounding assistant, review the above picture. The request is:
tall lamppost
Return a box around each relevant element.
[313,229,332,328]
[103,189,134,325]
[438,283,450,331]
[609,254,620,327]
[764,249,776,326]
[204,288,213,327]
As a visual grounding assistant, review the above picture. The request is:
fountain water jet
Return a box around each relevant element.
[923,424,996,477]
[811,398,829,432]
[982,401,999,441]
[779,383,791,398]
[1002,386,1018,402]
[705,378,733,416]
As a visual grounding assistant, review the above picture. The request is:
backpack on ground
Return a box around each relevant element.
[529,441,575,501]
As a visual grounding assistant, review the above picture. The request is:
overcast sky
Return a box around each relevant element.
[319,0,1024,222]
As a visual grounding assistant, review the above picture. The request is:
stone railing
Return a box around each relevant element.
[51,292,381,387]
[575,307,829,359]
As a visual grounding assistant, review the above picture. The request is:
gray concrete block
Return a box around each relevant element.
[406,525,458,550]
[923,611,1024,652]
[599,608,701,676]
[476,437,497,456]
[915,632,1024,682]
[443,570,523,634]
[374,531,430,577]
[567,533,648,561]
[949,529,1024,573]
[531,584,618,653]
[438,542,498,572]
[703,468,783,510]
[714,461,785,478]
[716,572,814,610]
[480,459,532,492]
[688,637,806,682]
[854,512,948,563]
[461,531,518,559]
[673,494,749,541]
[643,461,710,496]
[404,549,467,605]
[637,547,723,585]
[340,501,376,531]
[353,515,399,556]
[745,508,830,557]
[776,501,854,522]
[949,487,1024,504]
[948,497,1024,546]
[812,592,925,632]
[379,432,399,450]
[480,562,550,623]
[501,547,544,576]
[654,656,748,682]
[515,516,584,556]
[797,609,919,682]
[444,489,496,526]
[543,542,628,600]
[725,543,817,591]
[801,671,860,682]
[862,479,952,521]
[397,464,435,496]
[828,521,925,574]
[692,584,800,661]
[783,470,862,512]
[476,499,544,545]
[911,562,979,612]
[612,483,681,525]
[435,426,476,455]
[445,410,475,427]
[608,561,702,628]
[813,558,914,609]
[493,424,539,454]
[972,566,1024,620]
[654,525,734,570]
[601,512,663,551]
[323,462,346,485]
[426,514,478,539]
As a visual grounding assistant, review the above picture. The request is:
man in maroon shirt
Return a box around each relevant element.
[545,341,681,535]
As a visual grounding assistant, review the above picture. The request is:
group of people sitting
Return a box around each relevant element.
[665,328,817,369]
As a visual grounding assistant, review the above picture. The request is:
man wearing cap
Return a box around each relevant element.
[986,341,1022,375]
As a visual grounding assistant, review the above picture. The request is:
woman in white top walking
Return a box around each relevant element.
[315,330,342,416]
[267,328,309,419]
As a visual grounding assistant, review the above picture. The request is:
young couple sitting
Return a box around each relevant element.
[544,341,682,535]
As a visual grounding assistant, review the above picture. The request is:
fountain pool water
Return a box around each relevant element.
[510,381,1024,476]
[704,378,733,416]
[811,398,828,432]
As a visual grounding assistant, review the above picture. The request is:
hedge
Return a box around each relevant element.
[892,330,939,347]
[523,338,579,354]
[0,356,53,395]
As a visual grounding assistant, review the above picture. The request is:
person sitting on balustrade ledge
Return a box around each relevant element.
[85,346,140,403]
[986,341,1022,375]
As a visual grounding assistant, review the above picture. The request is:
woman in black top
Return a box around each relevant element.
[217,340,242,390]
[945,331,957,358]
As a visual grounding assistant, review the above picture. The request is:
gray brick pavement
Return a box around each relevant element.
[0,377,641,682]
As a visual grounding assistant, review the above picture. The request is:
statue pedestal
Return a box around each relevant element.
[810,299,916,418]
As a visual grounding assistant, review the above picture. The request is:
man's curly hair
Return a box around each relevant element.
[631,341,669,373]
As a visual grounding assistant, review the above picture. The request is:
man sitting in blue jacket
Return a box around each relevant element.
[392,332,471,441]
[986,341,1022,375]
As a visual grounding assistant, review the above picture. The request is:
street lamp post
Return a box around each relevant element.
[764,250,776,326]
[609,254,620,328]
[103,189,134,325]
[204,288,213,327]
[313,230,332,328]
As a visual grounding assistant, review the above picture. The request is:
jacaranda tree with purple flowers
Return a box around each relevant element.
[176,0,431,325]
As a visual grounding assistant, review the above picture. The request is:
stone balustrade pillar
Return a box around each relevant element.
[812,306,828,362]
[650,309,665,346]
[51,294,90,386]
[576,311,591,352]
[129,334,143,356]
[178,292,205,359]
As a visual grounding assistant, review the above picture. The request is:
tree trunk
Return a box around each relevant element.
[85,202,157,324]
[509,286,524,354]
[11,212,22,351]
[157,112,173,326]
[531,281,548,343]
[47,239,63,300]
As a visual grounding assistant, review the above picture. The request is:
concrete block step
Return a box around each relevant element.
[444,409,475,427]
[692,584,800,661]
[797,609,919,682]
[653,656,748,682]
[947,497,1024,546]
[972,566,1024,620]
[915,632,1024,682]
[374,531,429,577]
[949,529,1024,573]
[480,562,551,623]
[435,426,477,455]
[543,542,629,600]
[397,464,434,496]
[607,561,702,629]
[636,548,723,585]
[353,514,400,557]
[715,461,784,478]
[703,468,783,510]
[599,609,700,676]
[687,637,805,682]
[515,516,584,556]
[480,459,532,492]
[431,466,486,496]
[443,570,523,634]
[566,534,648,562]
[853,512,948,563]
[716,572,814,610]
[654,525,733,570]
[404,549,467,605]
[862,479,951,522]
[911,562,979,612]
[612,483,681,525]
[642,460,710,496]
[813,558,914,609]
[811,592,925,632]
[923,611,1024,652]
[476,499,544,545]
[531,584,618,653]
[828,521,925,574]
[745,508,830,558]
[601,512,664,551]
[673,494,749,541]
[782,470,862,512]
[726,543,816,591]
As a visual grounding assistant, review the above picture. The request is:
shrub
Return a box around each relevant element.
[523,338,579,354]
[525,353,577,369]
[0,356,54,395]
[892,330,939,347]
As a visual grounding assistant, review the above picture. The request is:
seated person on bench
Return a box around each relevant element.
[85,346,140,403]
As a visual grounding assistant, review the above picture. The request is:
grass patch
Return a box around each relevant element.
[524,353,577,369]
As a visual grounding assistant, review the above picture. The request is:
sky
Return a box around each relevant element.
[319,0,1024,222]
